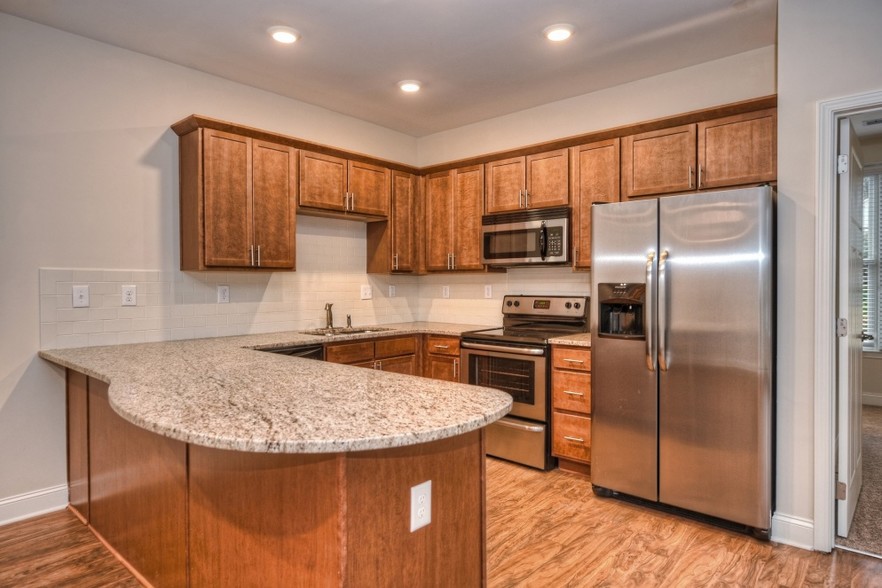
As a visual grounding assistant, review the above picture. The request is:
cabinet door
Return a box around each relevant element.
[425,335,460,357]
[526,149,569,209]
[485,157,525,213]
[252,140,296,269]
[391,171,416,271]
[299,151,347,211]
[375,336,417,360]
[552,412,591,463]
[425,355,460,382]
[552,370,592,414]
[453,165,485,271]
[377,355,417,375]
[698,109,777,189]
[621,124,696,199]
[203,129,253,267]
[425,171,454,271]
[348,160,390,217]
[325,341,375,365]
[571,139,619,269]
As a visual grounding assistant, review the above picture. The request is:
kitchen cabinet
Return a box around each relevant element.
[366,171,417,273]
[570,139,620,270]
[425,165,484,271]
[485,149,570,213]
[299,150,390,218]
[622,108,777,199]
[423,335,461,382]
[179,128,297,270]
[326,335,418,375]
[67,370,89,522]
[550,345,592,476]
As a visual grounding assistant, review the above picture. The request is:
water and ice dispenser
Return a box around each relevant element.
[597,283,645,339]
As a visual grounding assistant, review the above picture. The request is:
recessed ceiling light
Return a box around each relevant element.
[268,26,299,44]
[398,80,421,93]
[543,24,574,42]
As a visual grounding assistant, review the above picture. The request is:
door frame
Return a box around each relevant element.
[814,88,882,552]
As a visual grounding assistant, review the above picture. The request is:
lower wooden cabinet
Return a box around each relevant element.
[326,335,418,375]
[423,335,461,382]
[551,345,592,476]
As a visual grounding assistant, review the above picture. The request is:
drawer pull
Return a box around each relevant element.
[433,345,450,349]
[563,436,585,443]
[563,390,584,397]
[562,358,585,364]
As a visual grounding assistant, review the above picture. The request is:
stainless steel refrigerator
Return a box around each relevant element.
[590,186,774,537]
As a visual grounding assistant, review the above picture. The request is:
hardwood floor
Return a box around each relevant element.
[2,459,882,587]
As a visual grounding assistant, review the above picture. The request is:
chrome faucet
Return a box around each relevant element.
[324,303,333,329]
[346,314,352,328]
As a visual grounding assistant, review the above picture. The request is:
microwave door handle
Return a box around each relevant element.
[539,221,548,260]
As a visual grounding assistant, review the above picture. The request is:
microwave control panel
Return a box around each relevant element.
[546,227,564,256]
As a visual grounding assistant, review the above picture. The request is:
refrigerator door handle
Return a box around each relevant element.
[645,250,657,372]
[658,249,669,371]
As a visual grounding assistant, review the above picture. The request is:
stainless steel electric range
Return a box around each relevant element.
[461,294,589,470]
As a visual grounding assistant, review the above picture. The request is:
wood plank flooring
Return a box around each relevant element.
[2,459,882,587]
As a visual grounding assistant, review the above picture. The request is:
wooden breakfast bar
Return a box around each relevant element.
[41,328,511,587]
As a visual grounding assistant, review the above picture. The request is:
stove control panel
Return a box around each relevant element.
[502,295,589,318]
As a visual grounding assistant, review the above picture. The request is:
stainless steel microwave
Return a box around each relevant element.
[481,207,570,267]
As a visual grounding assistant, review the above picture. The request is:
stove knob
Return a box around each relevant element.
[565,302,572,309]
[574,302,581,309]
[506,300,513,307]
[513,300,520,307]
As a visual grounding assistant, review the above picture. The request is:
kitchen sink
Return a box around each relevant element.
[298,327,395,337]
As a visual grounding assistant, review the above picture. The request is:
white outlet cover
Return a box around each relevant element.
[217,285,230,304]
[72,285,90,308]
[360,284,372,300]
[484,285,492,299]
[442,286,450,299]
[410,480,432,532]
[388,285,396,298]
[121,285,137,306]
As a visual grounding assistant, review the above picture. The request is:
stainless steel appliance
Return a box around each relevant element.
[462,295,589,470]
[260,344,325,360]
[590,185,774,538]
[481,207,570,266]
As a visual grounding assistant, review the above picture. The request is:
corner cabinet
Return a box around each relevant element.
[485,149,569,213]
[425,166,484,272]
[366,171,417,274]
[299,151,390,219]
[178,128,297,271]
[570,139,620,270]
[326,335,419,375]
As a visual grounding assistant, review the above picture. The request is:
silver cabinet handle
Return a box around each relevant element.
[562,358,584,364]
[343,193,349,210]
[688,166,694,189]
[524,189,530,209]
[658,249,669,372]
[563,390,585,397]
[563,436,585,443]
[645,250,656,372]
[453,358,459,381]
[698,164,703,189]
[392,253,399,270]
[496,418,544,433]
[250,244,255,266]
[433,344,450,350]
[461,341,546,356]
[374,360,382,370]
[256,245,261,267]
[350,192,355,211]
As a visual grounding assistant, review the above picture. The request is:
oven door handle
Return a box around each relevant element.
[494,417,545,433]
[461,341,546,356]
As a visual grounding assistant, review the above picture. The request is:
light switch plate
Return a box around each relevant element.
[72,285,90,308]
[360,284,372,300]
[217,285,230,304]
[410,480,432,532]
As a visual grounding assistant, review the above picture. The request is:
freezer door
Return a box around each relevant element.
[591,198,659,501]
[657,186,773,530]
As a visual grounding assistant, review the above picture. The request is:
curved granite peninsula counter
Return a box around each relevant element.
[40,322,511,588]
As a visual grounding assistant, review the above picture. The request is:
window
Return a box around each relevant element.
[862,168,882,351]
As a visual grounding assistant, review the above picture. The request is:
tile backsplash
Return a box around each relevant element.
[39,217,590,349]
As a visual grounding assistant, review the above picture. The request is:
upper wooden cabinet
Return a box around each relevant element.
[485,149,569,213]
[697,109,777,189]
[179,128,296,271]
[425,165,484,272]
[570,139,620,270]
[621,124,697,199]
[299,151,390,218]
[622,108,777,199]
[366,171,417,274]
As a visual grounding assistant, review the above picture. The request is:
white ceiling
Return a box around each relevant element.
[0,0,778,137]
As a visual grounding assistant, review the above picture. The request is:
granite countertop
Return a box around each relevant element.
[548,332,592,347]
[39,322,511,455]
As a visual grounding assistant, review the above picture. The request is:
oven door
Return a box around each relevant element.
[461,341,547,421]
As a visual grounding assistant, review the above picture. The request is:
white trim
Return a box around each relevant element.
[815,88,882,553]
[0,484,68,526]
[863,392,882,406]
[771,512,815,550]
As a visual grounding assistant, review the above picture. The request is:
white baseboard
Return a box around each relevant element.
[863,392,882,406]
[771,512,815,550]
[0,484,68,526]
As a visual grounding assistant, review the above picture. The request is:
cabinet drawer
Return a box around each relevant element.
[377,355,417,375]
[426,335,460,356]
[552,412,591,463]
[325,341,374,364]
[375,336,417,359]
[551,346,591,371]
[552,371,591,414]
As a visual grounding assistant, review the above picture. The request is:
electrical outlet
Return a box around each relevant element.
[388,285,396,298]
[484,285,492,299]
[72,285,90,308]
[217,285,230,304]
[121,285,137,306]
[360,284,373,300]
[410,480,432,532]
[442,286,450,299]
